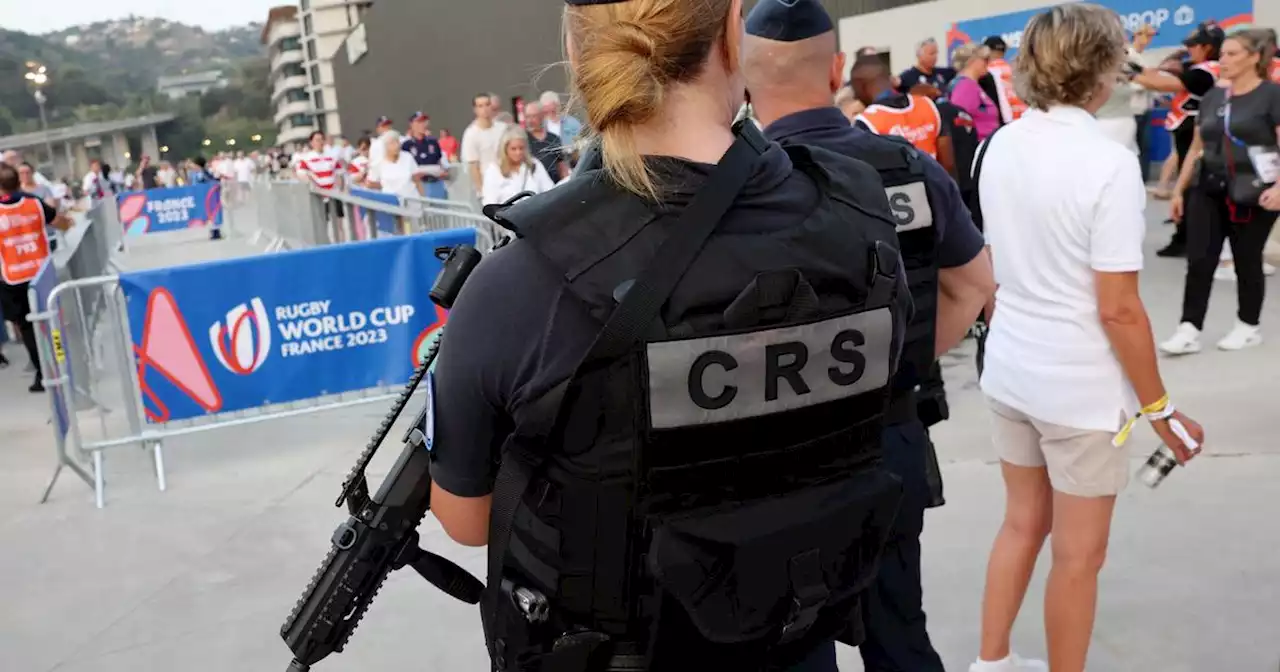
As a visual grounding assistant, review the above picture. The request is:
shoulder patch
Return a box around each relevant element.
[884,181,934,233]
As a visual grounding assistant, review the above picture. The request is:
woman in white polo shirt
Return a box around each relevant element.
[970,6,1205,672]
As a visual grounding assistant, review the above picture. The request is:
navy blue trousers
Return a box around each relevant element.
[789,419,945,672]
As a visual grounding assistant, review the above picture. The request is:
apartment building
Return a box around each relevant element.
[264,6,315,149]
[299,0,373,138]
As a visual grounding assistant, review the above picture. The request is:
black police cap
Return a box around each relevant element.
[745,0,835,42]
[983,36,1008,51]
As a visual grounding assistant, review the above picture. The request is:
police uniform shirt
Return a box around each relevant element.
[402,134,445,181]
[766,107,983,272]
[896,66,957,94]
[428,144,875,497]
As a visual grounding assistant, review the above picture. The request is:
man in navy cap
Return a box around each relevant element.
[743,1,996,671]
[402,111,450,199]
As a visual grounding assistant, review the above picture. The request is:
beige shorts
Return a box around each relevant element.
[987,397,1130,497]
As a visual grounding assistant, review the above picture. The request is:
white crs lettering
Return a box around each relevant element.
[646,308,895,429]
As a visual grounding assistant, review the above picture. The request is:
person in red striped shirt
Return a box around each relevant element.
[295,130,348,242]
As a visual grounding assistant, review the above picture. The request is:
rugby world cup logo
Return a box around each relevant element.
[209,298,272,375]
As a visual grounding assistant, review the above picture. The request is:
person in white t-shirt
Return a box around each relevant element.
[365,131,424,200]
[970,8,1205,672]
[82,160,105,201]
[368,116,397,170]
[365,130,425,236]
[481,126,555,207]
[461,93,508,198]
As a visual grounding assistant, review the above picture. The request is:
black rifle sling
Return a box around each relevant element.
[485,124,770,648]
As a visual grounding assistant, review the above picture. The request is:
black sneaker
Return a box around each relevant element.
[29,379,45,393]
[0,353,9,369]
[210,229,224,241]
[1156,241,1186,258]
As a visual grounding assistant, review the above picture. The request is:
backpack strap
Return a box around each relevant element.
[969,126,1003,231]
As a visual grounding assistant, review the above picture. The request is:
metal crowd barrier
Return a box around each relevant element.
[224,179,324,251]
[31,195,494,508]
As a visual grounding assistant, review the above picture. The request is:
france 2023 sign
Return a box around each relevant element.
[116,228,475,423]
[946,0,1253,60]
[117,183,223,237]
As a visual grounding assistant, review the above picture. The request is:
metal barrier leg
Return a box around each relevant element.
[152,440,168,492]
[93,450,105,509]
[40,464,64,504]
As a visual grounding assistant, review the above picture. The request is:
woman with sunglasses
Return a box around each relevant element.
[1162,29,1280,354]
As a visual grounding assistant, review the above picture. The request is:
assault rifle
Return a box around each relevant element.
[280,244,486,672]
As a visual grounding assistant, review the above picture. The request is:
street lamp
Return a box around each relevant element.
[227,138,237,146]
[202,138,212,147]
[250,134,263,143]
[23,62,54,170]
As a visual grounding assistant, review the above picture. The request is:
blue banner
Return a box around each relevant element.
[349,188,401,237]
[117,229,475,424]
[117,183,224,237]
[947,0,1254,59]
[29,258,70,439]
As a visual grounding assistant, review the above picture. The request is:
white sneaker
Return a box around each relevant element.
[1265,262,1277,277]
[1159,322,1203,356]
[1214,265,1236,282]
[1216,321,1262,351]
[969,653,1049,672]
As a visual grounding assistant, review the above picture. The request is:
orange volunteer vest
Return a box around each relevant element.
[987,57,1027,123]
[0,195,52,285]
[855,94,944,159]
[1166,61,1221,131]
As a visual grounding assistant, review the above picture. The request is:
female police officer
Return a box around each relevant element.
[425,0,913,669]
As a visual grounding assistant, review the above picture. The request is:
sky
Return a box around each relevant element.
[6,0,279,34]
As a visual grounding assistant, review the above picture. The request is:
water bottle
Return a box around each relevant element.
[1137,445,1180,488]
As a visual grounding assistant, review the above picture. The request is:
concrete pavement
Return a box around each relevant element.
[1,203,1277,672]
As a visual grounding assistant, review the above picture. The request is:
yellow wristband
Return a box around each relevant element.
[1140,394,1170,416]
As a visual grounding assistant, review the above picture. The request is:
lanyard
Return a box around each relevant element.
[1223,93,1248,148]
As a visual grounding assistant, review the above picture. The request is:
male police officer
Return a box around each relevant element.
[743,2,995,670]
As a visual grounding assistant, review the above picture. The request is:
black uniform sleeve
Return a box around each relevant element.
[40,200,57,222]
[921,158,984,269]
[1180,69,1216,97]
[428,241,597,497]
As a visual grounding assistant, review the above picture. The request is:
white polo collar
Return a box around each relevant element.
[1040,105,1100,128]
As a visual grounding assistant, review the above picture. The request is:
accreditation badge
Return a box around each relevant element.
[1247,146,1280,184]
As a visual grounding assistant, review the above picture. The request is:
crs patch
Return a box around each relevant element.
[645,308,894,429]
[884,181,934,233]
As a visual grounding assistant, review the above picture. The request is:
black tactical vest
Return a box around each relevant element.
[832,137,939,396]
[481,139,909,672]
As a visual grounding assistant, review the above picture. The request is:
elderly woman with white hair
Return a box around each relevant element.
[538,90,584,159]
